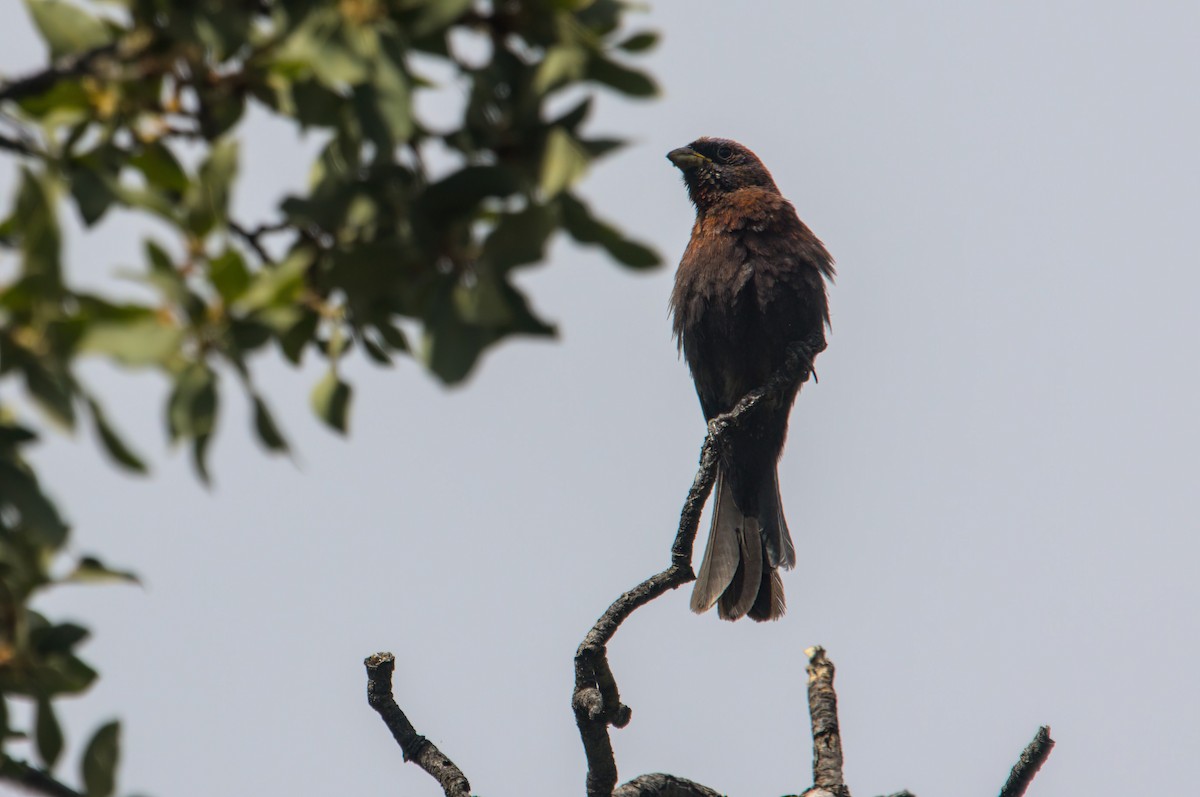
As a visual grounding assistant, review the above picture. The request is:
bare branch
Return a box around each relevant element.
[0,756,85,797]
[999,726,1054,797]
[574,334,825,797]
[614,773,725,797]
[230,220,292,263]
[364,652,471,797]
[802,646,851,797]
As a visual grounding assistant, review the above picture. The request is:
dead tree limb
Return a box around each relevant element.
[364,652,470,797]
[574,335,826,797]
[802,646,850,797]
[363,330,1056,797]
[999,726,1055,797]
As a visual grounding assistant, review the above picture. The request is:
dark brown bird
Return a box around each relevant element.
[667,137,834,621]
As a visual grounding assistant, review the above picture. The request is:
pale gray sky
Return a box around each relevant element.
[2,2,1198,796]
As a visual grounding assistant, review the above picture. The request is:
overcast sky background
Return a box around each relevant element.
[2,2,1198,796]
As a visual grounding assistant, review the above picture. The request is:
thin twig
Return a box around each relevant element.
[364,652,471,797]
[0,756,85,797]
[998,726,1054,797]
[230,220,290,263]
[802,646,851,797]
[574,334,825,797]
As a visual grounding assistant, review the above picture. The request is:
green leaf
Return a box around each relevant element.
[79,318,182,367]
[209,247,251,302]
[35,698,63,770]
[617,31,659,52]
[167,363,218,442]
[184,139,239,237]
[407,0,473,37]
[275,9,368,87]
[310,370,351,434]
[483,203,558,272]
[586,55,658,97]
[560,193,660,269]
[533,45,587,95]
[418,166,520,222]
[129,142,188,194]
[277,309,319,364]
[540,127,590,198]
[85,398,148,473]
[30,622,89,653]
[69,165,117,226]
[24,0,114,59]
[80,721,119,797]
[235,248,312,312]
[62,556,140,585]
[0,460,69,548]
[251,395,289,452]
[0,422,38,452]
[23,359,75,429]
[139,239,186,305]
[13,167,62,288]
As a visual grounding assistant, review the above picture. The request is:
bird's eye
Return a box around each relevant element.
[717,146,733,161]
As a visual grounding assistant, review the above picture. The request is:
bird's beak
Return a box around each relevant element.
[667,147,709,169]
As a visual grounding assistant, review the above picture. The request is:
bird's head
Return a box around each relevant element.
[667,137,780,209]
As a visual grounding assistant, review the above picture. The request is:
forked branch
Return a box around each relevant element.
[362,331,1055,797]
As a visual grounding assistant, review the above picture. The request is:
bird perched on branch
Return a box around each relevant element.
[668,137,834,621]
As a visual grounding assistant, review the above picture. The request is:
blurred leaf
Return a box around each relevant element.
[408,0,473,37]
[34,698,63,770]
[24,0,114,59]
[0,460,69,547]
[419,166,520,222]
[63,556,140,585]
[184,139,239,237]
[166,364,217,439]
[275,9,368,86]
[197,82,246,139]
[139,239,186,305]
[310,370,351,434]
[540,127,590,198]
[23,359,75,429]
[85,398,147,473]
[235,248,312,312]
[534,45,587,96]
[560,193,659,269]
[359,333,391,365]
[129,142,188,194]
[209,247,251,303]
[586,55,657,97]
[483,203,558,271]
[277,309,319,364]
[251,394,288,452]
[617,31,659,52]
[81,721,119,797]
[374,320,408,352]
[14,167,62,288]
[30,622,89,653]
[69,165,117,226]
[0,422,38,452]
[167,363,218,445]
[79,318,182,367]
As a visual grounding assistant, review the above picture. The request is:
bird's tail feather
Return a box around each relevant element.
[690,475,739,614]
[691,472,789,622]
[759,470,796,569]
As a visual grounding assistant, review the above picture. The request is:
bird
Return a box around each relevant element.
[667,137,835,621]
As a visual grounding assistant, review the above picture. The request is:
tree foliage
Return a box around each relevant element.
[0,0,659,792]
